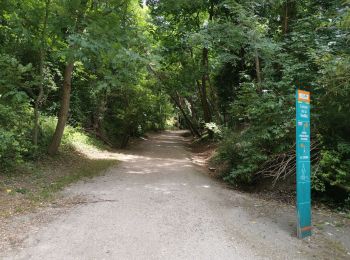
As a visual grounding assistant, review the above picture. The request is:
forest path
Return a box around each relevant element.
[2,131,348,259]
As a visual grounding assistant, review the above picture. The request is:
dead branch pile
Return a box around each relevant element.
[255,140,321,186]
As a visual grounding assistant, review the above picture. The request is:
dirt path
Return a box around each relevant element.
[1,131,349,259]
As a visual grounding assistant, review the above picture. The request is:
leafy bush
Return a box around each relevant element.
[215,82,295,184]
[0,55,33,168]
[314,140,350,190]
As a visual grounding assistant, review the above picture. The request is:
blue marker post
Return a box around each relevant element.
[296,89,312,238]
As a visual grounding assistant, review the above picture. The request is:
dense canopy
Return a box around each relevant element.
[0,0,349,201]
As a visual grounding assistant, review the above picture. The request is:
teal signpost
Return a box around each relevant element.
[296,89,312,238]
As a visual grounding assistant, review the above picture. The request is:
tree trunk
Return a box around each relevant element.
[207,77,222,124]
[120,127,130,148]
[171,94,201,138]
[255,49,262,92]
[283,0,289,35]
[33,86,44,146]
[120,130,130,149]
[187,97,198,122]
[200,1,215,138]
[200,47,212,123]
[200,0,215,125]
[33,0,50,146]
[48,62,74,155]
[93,94,107,134]
[281,0,296,35]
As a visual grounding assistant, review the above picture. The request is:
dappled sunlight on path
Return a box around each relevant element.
[3,131,349,260]
[73,130,192,163]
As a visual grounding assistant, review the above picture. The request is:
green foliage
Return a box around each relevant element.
[0,0,349,205]
[317,141,350,188]
[147,0,350,201]
[0,54,33,167]
[215,81,294,184]
[0,0,173,170]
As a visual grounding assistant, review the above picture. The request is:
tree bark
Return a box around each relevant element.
[33,85,44,146]
[200,0,213,123]
[199,47,212,123]
[93,94,107,134]
[209,0,214,21]
[255,48,262,92]
[283,0,289,35]
[171,94,201,138]
[282,0,296,35]
[33,0,50,146]
[187,97,198,122]
[207,77,222,124]
[48,62,74,155]
[120,131,130,149]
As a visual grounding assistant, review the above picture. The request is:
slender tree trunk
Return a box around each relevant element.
[120,124,131,148]
[190,46,212,124]
[209,0,214,21]
[33,86,44,146]
[199,0,215,124]
[171,94,201,138]
[48,62,74,155]
[187,97,198,122]
[201,0,213,126]
[196,79,208,119]
[33,0,50,146]
[201,48,212,123]
[93,94,107,134]
[201,82,211,122]
[255,49,262,92]
[146,64,201,137]
[207,77,222,124]
[47,1,90,155]
[282,0,296,35]
[283,0,289,35]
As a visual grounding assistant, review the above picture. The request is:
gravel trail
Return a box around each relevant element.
[2,131,348,259]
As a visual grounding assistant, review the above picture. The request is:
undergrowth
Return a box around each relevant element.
[0,123,117,218]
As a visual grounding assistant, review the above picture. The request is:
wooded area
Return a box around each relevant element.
[0,0,349,204]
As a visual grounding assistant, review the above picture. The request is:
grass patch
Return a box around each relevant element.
[0,151,117,218]
[0,123,118,219]
[33,157,116,202]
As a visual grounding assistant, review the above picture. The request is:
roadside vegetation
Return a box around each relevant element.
[0,0,349,210]
[0,0,173,206]
[0,125,116,218]
[146,0,350,208]
[0,0,172,168]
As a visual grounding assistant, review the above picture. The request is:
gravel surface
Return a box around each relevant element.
[1,131,349,259]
